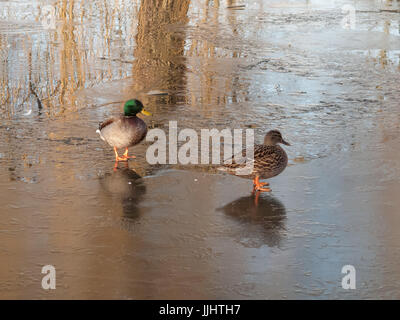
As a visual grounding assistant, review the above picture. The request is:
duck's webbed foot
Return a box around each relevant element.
[122,147,136,160]
[252,176,271,192]
[114,147,128,162]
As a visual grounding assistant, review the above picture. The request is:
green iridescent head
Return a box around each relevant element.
[123,99,151,116]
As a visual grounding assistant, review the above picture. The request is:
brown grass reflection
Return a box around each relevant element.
[0,0,139,118]
[131,0,190,105]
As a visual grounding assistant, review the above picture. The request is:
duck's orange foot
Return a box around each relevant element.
[114,147,129,162]
[122,155,136,160]
[253,185,271,192]
[252,177,271,192]
[255,187,271,192]
[122,148,136,160]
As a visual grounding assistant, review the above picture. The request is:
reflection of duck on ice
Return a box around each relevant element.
[218,194,286,248]
[99,163,147,224]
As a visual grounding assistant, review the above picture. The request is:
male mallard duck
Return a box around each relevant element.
[96,99,151,162]
[219,130,290,192]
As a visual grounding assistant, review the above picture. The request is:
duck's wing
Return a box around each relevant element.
[219,144,283,174]
[99,117,118,131]
[252,146,286,172]
[96,117,122,142]
[220,144,263,169]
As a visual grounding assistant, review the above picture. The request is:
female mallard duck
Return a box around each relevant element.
[219,130,290,192]
[97,99,151,162]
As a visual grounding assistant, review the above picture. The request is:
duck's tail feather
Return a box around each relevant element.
[96,129,106,141]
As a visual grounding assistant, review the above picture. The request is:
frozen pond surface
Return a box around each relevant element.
[0,0,400,298]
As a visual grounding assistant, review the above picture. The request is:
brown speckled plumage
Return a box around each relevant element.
[221,144,288,180]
